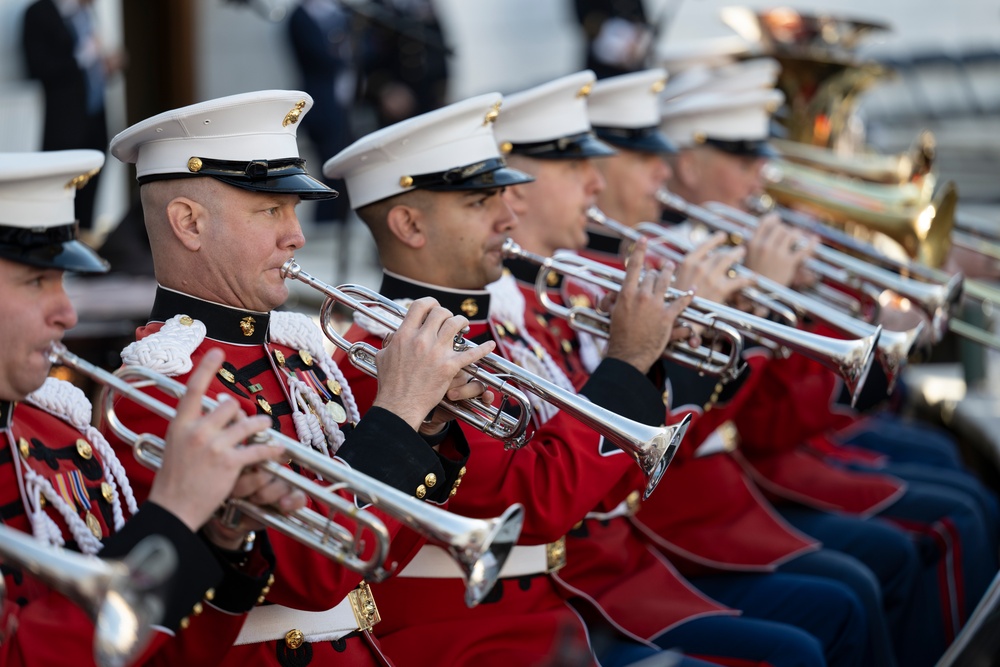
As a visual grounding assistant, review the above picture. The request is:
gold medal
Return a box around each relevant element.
[325,401,348,424]
[85,511,103,539]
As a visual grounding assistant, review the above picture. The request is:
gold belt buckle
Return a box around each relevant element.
[545,536,567,573]
[347,581,381,632]
[719,420,740,452]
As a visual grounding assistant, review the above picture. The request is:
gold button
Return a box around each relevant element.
[274,350,286,366]
[449,487,458,497]
[37,494,46,508]
[285,629,305,650]
[298,349,313,366]
[205,588,216,601]
[101,482,114,503]
[458,466,467,477]
[187,157,202,173]
[572,520,583,530]
[415,484,427,499]
[192,602,203,616]
[261,586,271,596]
[453,477,462,488]
[179,315,194,326]
[399,175,414,188]
[424,473,437,488]
[76,438,93,460]
[494,322,506,337]
[561,340,573,353]
[179,616,190,630]
[268,574,275,586]
[535,314,548,327]
[18,437,30,459]
[256,595,266,605]
[219,368,236,384]
[327,379,342,396]
[257,397,272,415]
[546,272,559,287]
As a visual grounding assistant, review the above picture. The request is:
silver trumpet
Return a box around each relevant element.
[49,344,524,608]
[503,232,747,382]
[662,192,962,339]
[500,239,881,408]
[0,525,175,667]
[281,260,688,500]
[283,262,533,450]
[623,216,921,393]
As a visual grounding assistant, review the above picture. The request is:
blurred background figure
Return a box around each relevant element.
[286,0,355,227]
[358,0,450,130]
[574,0,653,79]
[21,0,122,235]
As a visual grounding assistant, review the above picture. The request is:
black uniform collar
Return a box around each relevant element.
[380,270,491,324]
[0,401,12,430]
[585,227,622,257]
[148,286,271,345]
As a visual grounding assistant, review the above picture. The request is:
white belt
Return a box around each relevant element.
[396,539,566,579]
[235,583,380,647]
[584,490,642,521]
[694,421,740,458]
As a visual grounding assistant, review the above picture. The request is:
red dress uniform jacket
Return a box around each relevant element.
[0,383,269,667]
[104,288,468,667]
[337,271,679,666]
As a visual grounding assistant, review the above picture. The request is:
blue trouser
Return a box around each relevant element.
[843,412,965,470]
[690,569,867,667]
[653,615,826,667]
[778,549,896,667]
[781,483,994,667]
[597,642,716,667]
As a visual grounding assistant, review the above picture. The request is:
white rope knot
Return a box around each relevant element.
[25,378,138,532]
[121,314,207,377]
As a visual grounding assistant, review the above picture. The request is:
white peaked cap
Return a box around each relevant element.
[587,69,676,154]
[324,93,533,209]
[110,90,335,199]
[656,36,755,74]
[0,150,103,227]
[589,68,668,131]
[493,71,615,159]
[662,57,781,103]
[0,150,108,272]
[660,87,785,150]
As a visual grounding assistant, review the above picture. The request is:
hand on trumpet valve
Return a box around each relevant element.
[147,349,298,547]
[745,213,818,288]
[372,296,497,433]
[674,232,754,307]
[606,239,697,374]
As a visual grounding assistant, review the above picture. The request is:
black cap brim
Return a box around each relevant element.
[506,132,617,160]
[423,165,534,192]
[214,171,338,201]
[595,127,678,155]
[704,138,778,159]
[0,239,109,274]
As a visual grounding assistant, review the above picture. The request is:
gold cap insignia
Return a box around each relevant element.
[187,157,203,173]
[399,175,414,188]
[239,316,256,337]
[483,101,501,125]
[576,83,592,98]
[282,100,307,127]
[500,141,513,155]
[66,167,101,190]
[460,298,479,317]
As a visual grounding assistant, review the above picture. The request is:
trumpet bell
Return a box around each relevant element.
[453,504,524,607]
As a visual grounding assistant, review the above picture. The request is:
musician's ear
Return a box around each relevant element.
[385,202,427,250]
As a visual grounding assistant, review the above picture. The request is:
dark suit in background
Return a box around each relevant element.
[22,0,108,231]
